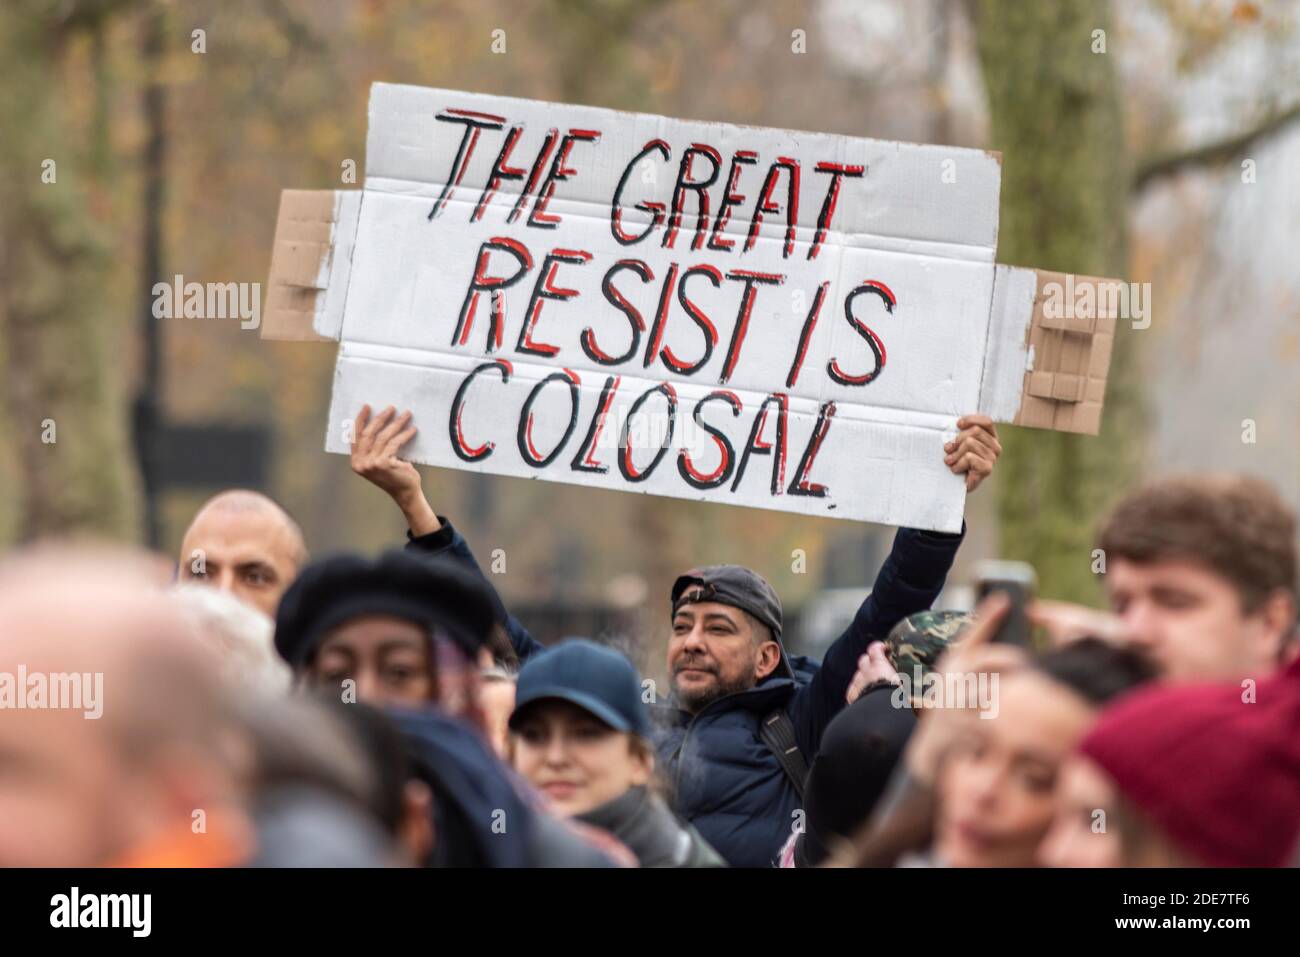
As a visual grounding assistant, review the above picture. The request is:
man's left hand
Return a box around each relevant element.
[945,414,1001,493]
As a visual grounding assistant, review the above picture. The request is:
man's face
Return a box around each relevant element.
[307,615,434,708]
[667,601,778,712]
[1106,557,1285,682]
[178,509,301,617]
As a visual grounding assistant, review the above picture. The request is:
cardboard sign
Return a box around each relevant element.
[267,83,1120,532]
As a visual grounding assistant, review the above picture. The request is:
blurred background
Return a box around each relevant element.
[1,0,1296,676]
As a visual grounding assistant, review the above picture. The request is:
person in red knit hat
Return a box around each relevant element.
[1039,657,1300,867]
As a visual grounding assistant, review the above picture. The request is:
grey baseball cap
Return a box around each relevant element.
[670,565,792,677]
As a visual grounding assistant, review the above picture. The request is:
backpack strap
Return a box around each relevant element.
[760,708,809,799]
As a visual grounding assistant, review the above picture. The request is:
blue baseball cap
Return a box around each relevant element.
[509,639,651,738]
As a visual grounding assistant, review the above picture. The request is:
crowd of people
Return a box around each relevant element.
[1,402,1297,868]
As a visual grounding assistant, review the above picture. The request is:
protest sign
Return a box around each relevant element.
[264,83,1119,532]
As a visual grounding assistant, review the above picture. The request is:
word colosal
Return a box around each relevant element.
[429,108,897,500]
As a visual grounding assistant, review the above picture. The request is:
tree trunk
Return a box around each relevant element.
[0,7,141,542]
[973,0,1143,601]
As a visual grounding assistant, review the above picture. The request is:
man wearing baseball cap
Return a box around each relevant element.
[352,404,1002,865]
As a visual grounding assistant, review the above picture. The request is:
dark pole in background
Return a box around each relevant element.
[135,4,166,548]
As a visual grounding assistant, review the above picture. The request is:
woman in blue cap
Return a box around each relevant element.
[509,639,724,868]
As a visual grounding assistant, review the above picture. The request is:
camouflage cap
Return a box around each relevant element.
[885,610,974,684]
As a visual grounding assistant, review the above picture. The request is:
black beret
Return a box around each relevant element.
[274,550,496,668]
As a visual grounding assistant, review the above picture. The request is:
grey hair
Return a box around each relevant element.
[170,583,291,698]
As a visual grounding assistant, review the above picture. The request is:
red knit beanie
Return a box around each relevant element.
[1078,657,1300,867]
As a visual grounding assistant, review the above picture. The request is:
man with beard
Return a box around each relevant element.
[351,404,1001,865]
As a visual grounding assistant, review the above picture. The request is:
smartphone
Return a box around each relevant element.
[973,560,1037,648]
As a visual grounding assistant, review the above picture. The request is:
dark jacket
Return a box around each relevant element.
[794,682,917,866]
[389,706,618,867]
[576,785,725,868]
[407,518,962,867]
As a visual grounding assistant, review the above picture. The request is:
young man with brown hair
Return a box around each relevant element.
[1037,474,1297,683]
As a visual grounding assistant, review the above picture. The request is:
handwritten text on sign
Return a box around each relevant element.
[325,84,1003,531]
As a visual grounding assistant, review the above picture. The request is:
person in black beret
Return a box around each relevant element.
[274,554,629,867]
[274,550,495,718]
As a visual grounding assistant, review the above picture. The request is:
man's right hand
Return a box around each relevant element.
[351,405,441,536]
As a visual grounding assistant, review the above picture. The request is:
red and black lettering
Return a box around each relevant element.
[785,281,830,388]
[707,150,758,253]
[611,139,670,245]
[827,280,894,386]
[662,144,722,251]
[472,125,528,222]
[806,162,864,260]
[787,400,836,498]
[428,109,506,221]
[528,129,601,229]
[618,382,678,483]
[570,375,621,474]
[744,157,800,258]
[720,269,784,383]
[448,359,512,461]
[517,369,582,467]
[583,260,653,366]
[508,129,558,225]
[677,390,742,490]
[516,249,591,357]
[731,392,790,495]
[661,264,722,376]
[454,237,534,352]
[642,262,680,368]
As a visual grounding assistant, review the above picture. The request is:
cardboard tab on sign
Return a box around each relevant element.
[262,189,360,342]
[1011,270,1117,435]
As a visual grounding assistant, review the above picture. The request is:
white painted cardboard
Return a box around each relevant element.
[321,83,1019,532]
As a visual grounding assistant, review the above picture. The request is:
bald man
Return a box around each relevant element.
[178,489,308,617]
[0,546,257,866]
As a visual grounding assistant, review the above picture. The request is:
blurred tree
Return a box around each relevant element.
[546,0,669,106]
[973,0,1142,601]
[0,1,142,542]
[135,0,166,547]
